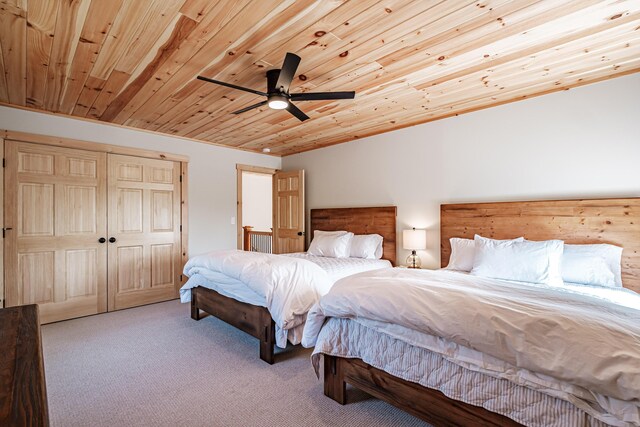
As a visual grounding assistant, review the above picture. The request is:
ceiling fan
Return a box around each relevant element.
[196,52,355,122]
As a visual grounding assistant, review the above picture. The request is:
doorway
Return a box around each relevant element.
[236,164,277,250]
[236,164,305,254]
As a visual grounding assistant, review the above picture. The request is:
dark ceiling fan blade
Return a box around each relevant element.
[232,100,269,115]
[286,102,309,122]
[275,52,301,93]
[197,75,267,96]
[290,91,355,101]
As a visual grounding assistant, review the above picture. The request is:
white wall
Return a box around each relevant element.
[283,73,640,268]
[0,106,281,256]
[242,171,272,232]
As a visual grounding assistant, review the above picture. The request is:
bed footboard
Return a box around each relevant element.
[190,287,276,364]
[323,355,522,427]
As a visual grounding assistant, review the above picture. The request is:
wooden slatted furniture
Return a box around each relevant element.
[191,206,397,364]
[323,198,640,426]
[0,305,49,427]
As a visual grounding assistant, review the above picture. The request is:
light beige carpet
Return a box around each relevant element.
[42,300,429,427]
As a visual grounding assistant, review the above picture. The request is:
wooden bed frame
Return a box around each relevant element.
[323,198,640,425]
[190,206,397,364]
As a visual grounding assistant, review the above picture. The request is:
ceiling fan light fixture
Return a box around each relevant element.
[197,52,354,121]
[268,94,288,110]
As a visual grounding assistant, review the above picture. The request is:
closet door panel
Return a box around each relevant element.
[5,141,108,323]
[107,154,181,310]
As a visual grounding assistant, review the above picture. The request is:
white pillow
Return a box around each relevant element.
[562,255,615,287]
[470,235,564,286]
[350,234,383,259]
[308,232,353,258]
[445,236,525,272]
[562,244,623,287]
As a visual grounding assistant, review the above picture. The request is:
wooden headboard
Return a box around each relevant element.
[441,198,640,294]
[310,206,397,266]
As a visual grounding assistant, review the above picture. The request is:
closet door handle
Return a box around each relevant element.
[109,237,117,243]
[98,237,106,243]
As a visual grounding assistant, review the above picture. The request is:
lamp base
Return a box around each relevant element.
[406,251,421,269]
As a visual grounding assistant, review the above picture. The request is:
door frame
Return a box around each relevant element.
[1,129,190,304]
[236,164,278,250]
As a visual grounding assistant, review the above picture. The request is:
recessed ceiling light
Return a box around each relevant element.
[262,148,271,153]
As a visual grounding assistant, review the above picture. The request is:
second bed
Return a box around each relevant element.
[181,206,397,363]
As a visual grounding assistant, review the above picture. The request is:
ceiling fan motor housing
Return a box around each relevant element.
[266,69,284,95]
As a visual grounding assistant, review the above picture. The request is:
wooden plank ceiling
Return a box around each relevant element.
[0,0,639,156]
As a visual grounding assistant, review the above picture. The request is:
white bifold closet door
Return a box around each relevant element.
[4,141,182,323]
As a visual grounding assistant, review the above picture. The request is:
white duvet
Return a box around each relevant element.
[183,250,332,333]
[302,268,640,425]
[181,251,392,347]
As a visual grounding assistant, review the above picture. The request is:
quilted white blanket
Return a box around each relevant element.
[303,269,640,413]
[183,250,332,332]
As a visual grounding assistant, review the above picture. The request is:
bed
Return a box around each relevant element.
[184,206,396,364]
[303,198,640,426]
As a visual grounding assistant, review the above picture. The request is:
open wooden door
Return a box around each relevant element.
[272,170,304,254]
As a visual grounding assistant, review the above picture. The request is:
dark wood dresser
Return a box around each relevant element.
[0,304,49,427]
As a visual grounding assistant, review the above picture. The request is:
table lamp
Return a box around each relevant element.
[403,228,426,268]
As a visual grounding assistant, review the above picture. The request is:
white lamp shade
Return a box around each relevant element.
[403,228,426,250]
